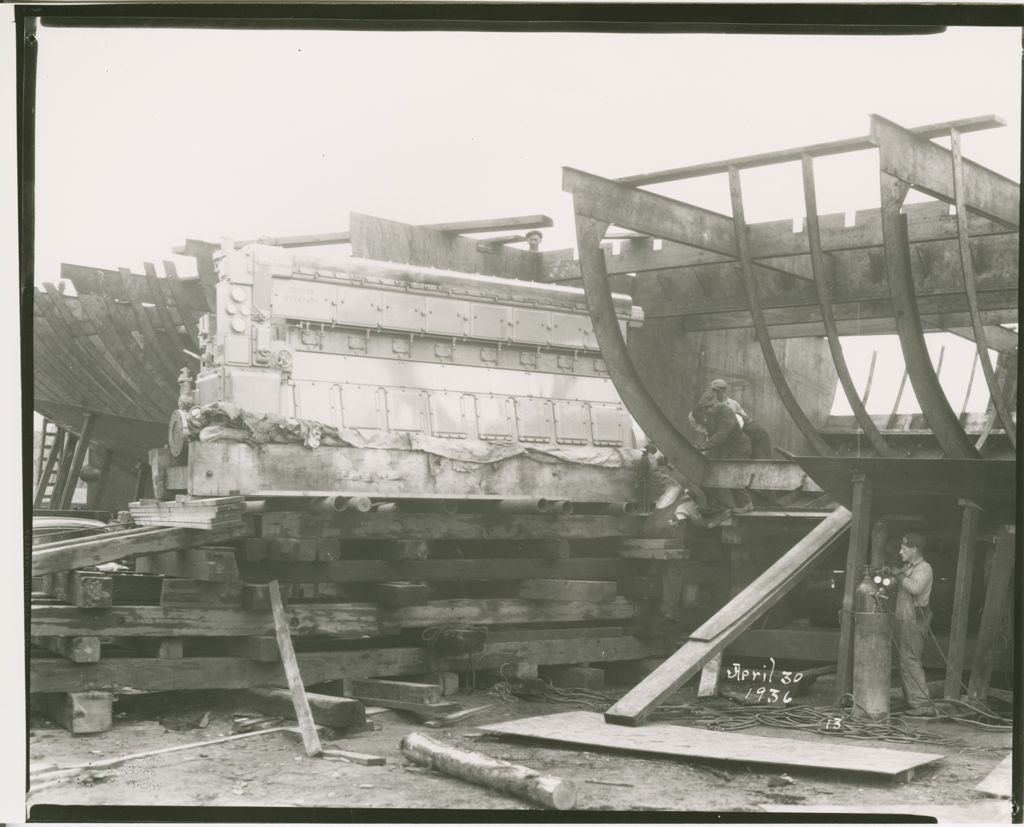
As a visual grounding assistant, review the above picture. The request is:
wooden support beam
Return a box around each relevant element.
[240,556,630,584]
[348,679,443,706]
[383,597,637,629]
[518,580,618,602]
[871,114,1018,227]
[32,691,113,734]
[835,474,872,702]
[159,578,243,607]
[603,508,851,725]
[967,526,1015,702]
[43,571,114,609]
[420,215,553,235]
[373,582,429,606]
[619,115,1006,187]
[944,500,982,699]
[31,603,381,638]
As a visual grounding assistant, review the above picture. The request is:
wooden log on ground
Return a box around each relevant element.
[348,679,442,705]
[242,687,366,731]
[399,732,576,810]
[267,580,322,757]
[518,579,618,602]
[32,524,248,576]
[32,691,113,734]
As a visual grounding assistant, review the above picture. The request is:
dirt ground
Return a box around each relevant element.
[26,675,1014,820]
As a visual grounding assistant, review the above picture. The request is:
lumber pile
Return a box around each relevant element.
[129,496,246,529]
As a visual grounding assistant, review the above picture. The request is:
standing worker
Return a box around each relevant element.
[708,379,773,459]
[894,533,936,716]
[692,390,753,514]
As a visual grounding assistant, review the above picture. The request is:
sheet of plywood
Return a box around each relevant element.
[975,753,1013,798]
[480,711,944,781]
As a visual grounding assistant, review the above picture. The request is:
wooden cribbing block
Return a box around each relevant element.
[540,665,605,690]
[243,584,272,611]
[125,638,184,659]
[388,540,430,560]
[240,538,270,562]
[32,691,113,734]
[242,688,366,731]
[373,582,429,606]
[32,636,102,663]
[315,538,341,562]
[109,573,164,605]
[383,597,636,629]
[400,732,576,810]
[235,635,280,661]
[407,671,460,696]
[539,539,570,560]
[262,538,318,562]
[618,577,659,599]
[43,572,114,609]
[160,578,243,607]
[518,579,617,602]
[258,512,334,539]
[135,548,239,582]
[348,679,442,706]
[618,543,689,560]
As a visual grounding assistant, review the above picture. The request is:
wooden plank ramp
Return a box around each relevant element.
[604,507,851,725]
[480,711,944,783]
[975,753,1013,798]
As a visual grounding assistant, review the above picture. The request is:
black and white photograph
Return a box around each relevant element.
[11,5,1021,821]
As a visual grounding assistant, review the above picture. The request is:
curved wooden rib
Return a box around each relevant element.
[801,155,893,457]
[727,167,833,456]
[879,173,980,458]
[950,129,1016,449]
[572,212,709,496]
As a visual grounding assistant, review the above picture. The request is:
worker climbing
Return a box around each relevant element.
[691,389,754,515]
[708,379,773,459]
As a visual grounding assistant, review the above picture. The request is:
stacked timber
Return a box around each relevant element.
[29,506,679,731]
[129,496,245,529]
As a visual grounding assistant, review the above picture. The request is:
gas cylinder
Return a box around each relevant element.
[852,574,891,720]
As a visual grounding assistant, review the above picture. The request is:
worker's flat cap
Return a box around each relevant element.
[710,379,728,390]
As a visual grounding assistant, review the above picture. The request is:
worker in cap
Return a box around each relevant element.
[691,390,753,514]
[894,533,936,716]
[708,379,773,459]
[526,230,543,252]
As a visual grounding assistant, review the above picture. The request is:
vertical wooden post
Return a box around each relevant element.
[967,526,1015,703]
[836,472,872,702]
[944,499,982,699]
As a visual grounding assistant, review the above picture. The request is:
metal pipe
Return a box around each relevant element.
[548,501,574,515]
[496,498,551,514]
[309,496,373,513]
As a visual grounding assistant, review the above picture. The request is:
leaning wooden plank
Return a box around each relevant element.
[480,711,944,782]
[242,687,365,731]
[267,580,322,757]
[32,691,113,734]
[32,524,248,576]
[975,753,1012,798]
[31,603,380,638]
[604,508,851,725]
[689,508,851,642]
[400,732,576,810]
